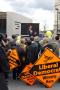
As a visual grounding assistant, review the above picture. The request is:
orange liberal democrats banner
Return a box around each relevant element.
[30,48,60,88]
[8,49,20,71]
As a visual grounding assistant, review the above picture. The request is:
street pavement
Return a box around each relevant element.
[8,79,60,90]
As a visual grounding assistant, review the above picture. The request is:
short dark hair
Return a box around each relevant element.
[55,35,59,40]
[26,40,31,46]
[30,36,34,41]
[12,34,16,39]
[0,33,3,42]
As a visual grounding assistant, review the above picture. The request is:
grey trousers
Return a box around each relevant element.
[0,73,8,90]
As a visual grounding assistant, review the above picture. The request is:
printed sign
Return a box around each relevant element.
[30,48,60,88]
[8,49,19,71]
[20,72,36,85]
[22,63,33,72]
[59,48,60,58]
[19,63,36,85]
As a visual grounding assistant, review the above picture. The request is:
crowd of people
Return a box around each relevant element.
[0,33,60,90]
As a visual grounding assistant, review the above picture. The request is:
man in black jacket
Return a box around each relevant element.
[0,34,9,90]
[26,36,38,64]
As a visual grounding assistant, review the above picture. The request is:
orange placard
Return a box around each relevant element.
[8,49,20,71]
[59,48,60,58]
[8,49,19,61]
[22,63,33,72]
[9,63,18,70]
[20,72,36,85]
[30,48,60,88]
[19,63,36,85]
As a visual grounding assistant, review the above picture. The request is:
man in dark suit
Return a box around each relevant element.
[28,25,34,37]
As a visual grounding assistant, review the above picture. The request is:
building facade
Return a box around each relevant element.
[0,12,32,36]
[55,0,60,35]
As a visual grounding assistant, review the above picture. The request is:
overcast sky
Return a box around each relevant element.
[0,0,54,30]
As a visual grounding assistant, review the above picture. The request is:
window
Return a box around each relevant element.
[0,19,6,33]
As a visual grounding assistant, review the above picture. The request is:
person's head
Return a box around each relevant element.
[3,33,7,38]
[41,37,49,46]
[29,25,32,30]
[30,36,34,41]
[0,34,3,42]
[20,38,25,44]
[34,32,37,37]
[12,34,16,39]
[3,33,8,42]
[34,36,40,42]
[29,25,32,29]
[26,40,31,46]
[55,35,59,41]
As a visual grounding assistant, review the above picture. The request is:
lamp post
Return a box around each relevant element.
[55,8,58,35]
